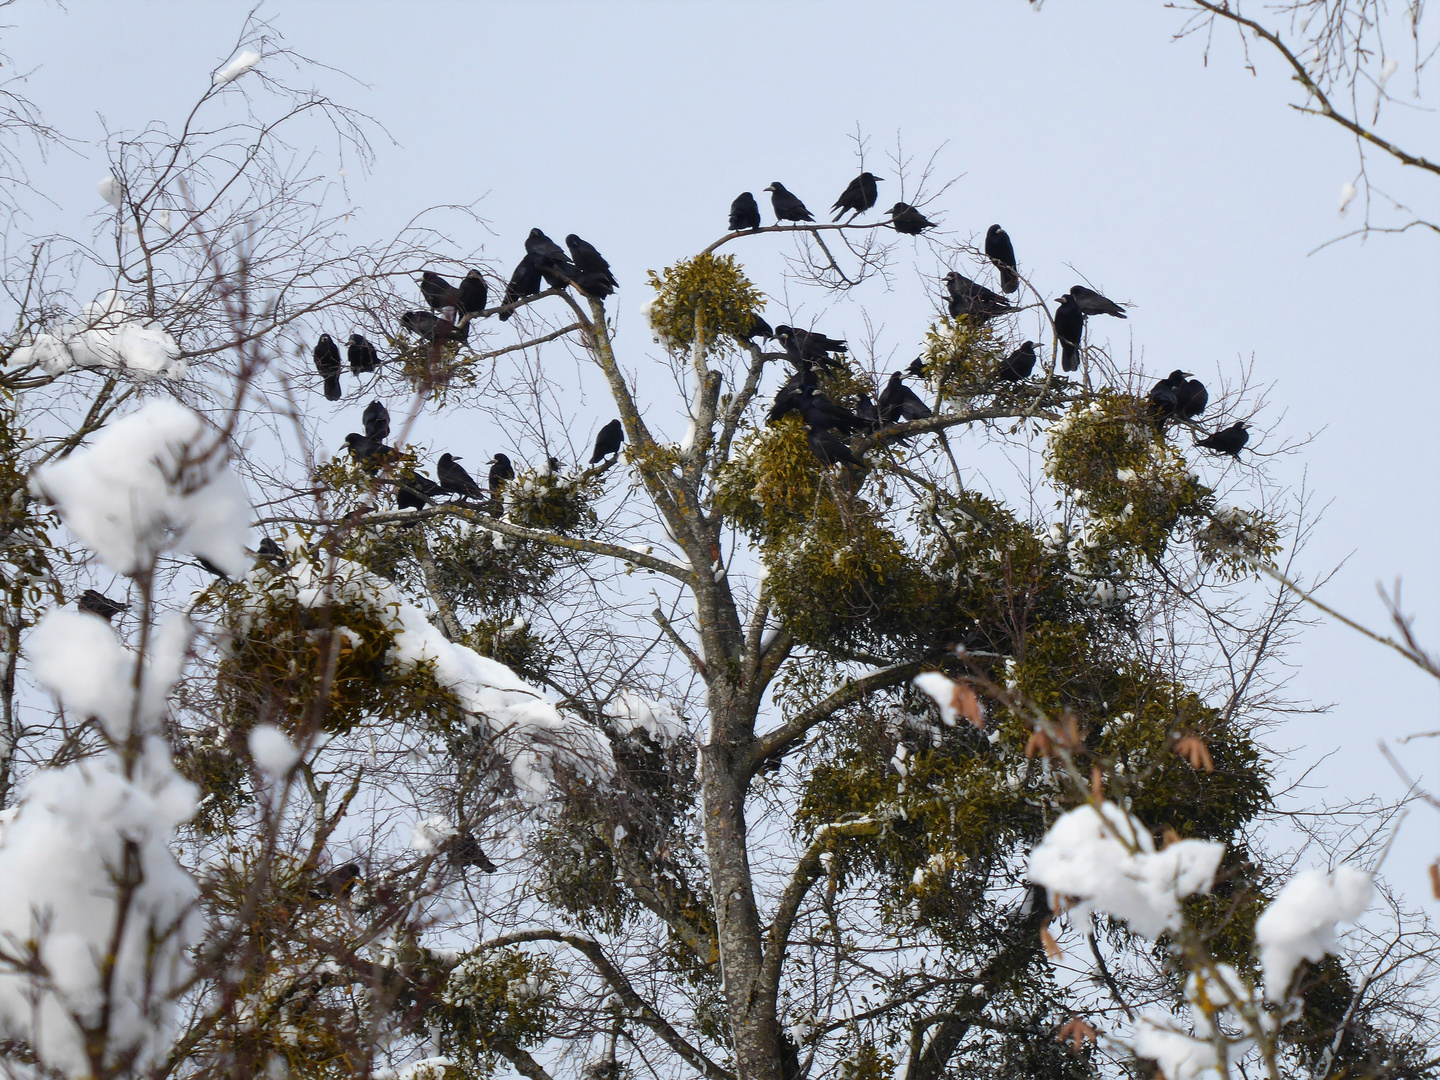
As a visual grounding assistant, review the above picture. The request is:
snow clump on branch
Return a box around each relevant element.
[603,690,687,745]
[30,398,251,577]
[10,291,185,381]
[1026,800,1225,938]
[1255,865,1373,1001]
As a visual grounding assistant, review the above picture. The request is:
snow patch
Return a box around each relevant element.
[9,291,185,381]
[1254,865,1372,1001]
[604,690,686,745]
[248,724,301,777]
[213,49,260,85]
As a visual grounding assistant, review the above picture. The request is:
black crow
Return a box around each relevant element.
[729,191,761,231]
[797,385,864,434]
[831,172,882,220]
[878,371,933,424]
[313,334,342,401]
[740,312,774,342]
[807,426,863,468]
[1177,375,1209,419]
[499,255,545,320]
[449,833,497,873]
[764,182,814,223]
[437,453,485,498]
[78,589,126,621]
[590,419,624,464]
[196,557,230,580]
[907,356,927,378]
[855,393,880,432]
[1196,422,1249,456]
[488,453,515,493]
[566,234,618,297]
[525,228,568,264]
[888,202,935,235]
[458,269,488,316]
[398,470,442,511]
[362,400,390,442]
[945,272,1011,323]
[1053,295,1085,372]
[347,333,379,375]
[996,341,1038,382]
[985,224,1019,293]
[401,310,468,343]
[774,325,847,370]
[344,433,396,471]
[321,863,362,899]
[256,536,285,560]
[420,271,461,311]
[1149,372,1182,418]
[1069,285,1127,319]
[767,366,817,424]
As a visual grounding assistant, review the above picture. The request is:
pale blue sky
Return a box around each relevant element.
[7,0,1437,902]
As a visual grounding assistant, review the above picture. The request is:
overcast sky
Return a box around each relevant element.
[6,1,1437,905]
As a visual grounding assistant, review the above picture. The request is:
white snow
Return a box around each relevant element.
[410,816,458,853]
[212,49,261,85]
[1338,181,1358,216]
[1254,865,1372,1001]
[604,689,686,745]
[913,672,963,727]
[248,724,301,777]
[31,399,251,577]
[1379,57,1399,87]
[1026,802,1225,938]
[9,291,186,381]
[1132,1019,1220,1080]
[98,174,122,208]
[238,552,614,802]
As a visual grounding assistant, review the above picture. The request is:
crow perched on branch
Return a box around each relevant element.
[807,426,863,468]
[945,272,1011,323]
[362,400,389,442]
[313,334,342,401]
[78,589,127,621]
[774,325,847,371]
[764,182,814,223]
[401,310,468,343]
[1197,422,1249,456]
[888,203,935,235]
[797,386,864,435]
[729,192,761,231]
[1150,370,1209,421]
[347,333,379,374]
[256,537,285,560]
[398,471,441,511]
[1052,295,1084,372]
[740,313,774,342]
[344,433,396,471]
[499,255,544,320]
[1069,285,1127,318]
[996,341,1038,382]
[458,269,488,316]
[831,172,882,220]
[420,271,462,311]
[767,366,817,424]
[878,371,932,424]
[488,453,514,493]
[566,234,618,298]
[590,419,624,464]
[985,224,1019,293]
[437,454,485,499]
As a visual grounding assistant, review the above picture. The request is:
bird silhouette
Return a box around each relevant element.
[985,225,1019,293]
[256,537,285,560]
[1052,295,1085,372]
[590,419,624,464]
[764,182,814,223]
[488,453,515,493]
[740,313,774,342]
[347,333,379,375]
[1069,285,1127,319]
[401,310,468,343]
[774,325,847,371]
[313,334,342,401]
[362,400,389,442]
[878,371,933,424]
[437,454,485,498]
[77,589,127,621]
[1197,422,1248,456]
[831,172,882,220]
[945,272,1011,323]
[797,386,864,434]
[855,393,881,432]
[807,426,863,468]
[524,228,568,264]
[566,234,618,297]
[888,203,935,235]
[767,366,817,424]
[729,191,762,231]
[420,271,462,311]
[397,470,441,511]
[499,255,544,320]
[996,341,1038,382]
[458,269,488,316]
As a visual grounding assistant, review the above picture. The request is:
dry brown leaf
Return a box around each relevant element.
[1040,922,1064,960]
[1056,1016,1099,1053]
[1056,711,1082,750]
[1161,826,1183,849]
[952,680,985,729]
[1090,766,1104,802]
[1429,861,1440,900]
[1175,735,1215,773]
[1025,729,1053,759]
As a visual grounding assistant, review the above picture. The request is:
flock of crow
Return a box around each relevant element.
[308,173,1248,509]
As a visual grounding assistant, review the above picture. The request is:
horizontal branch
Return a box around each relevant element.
[703,218,903,257]
[254,503,698,586]
[748,659,925,773]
